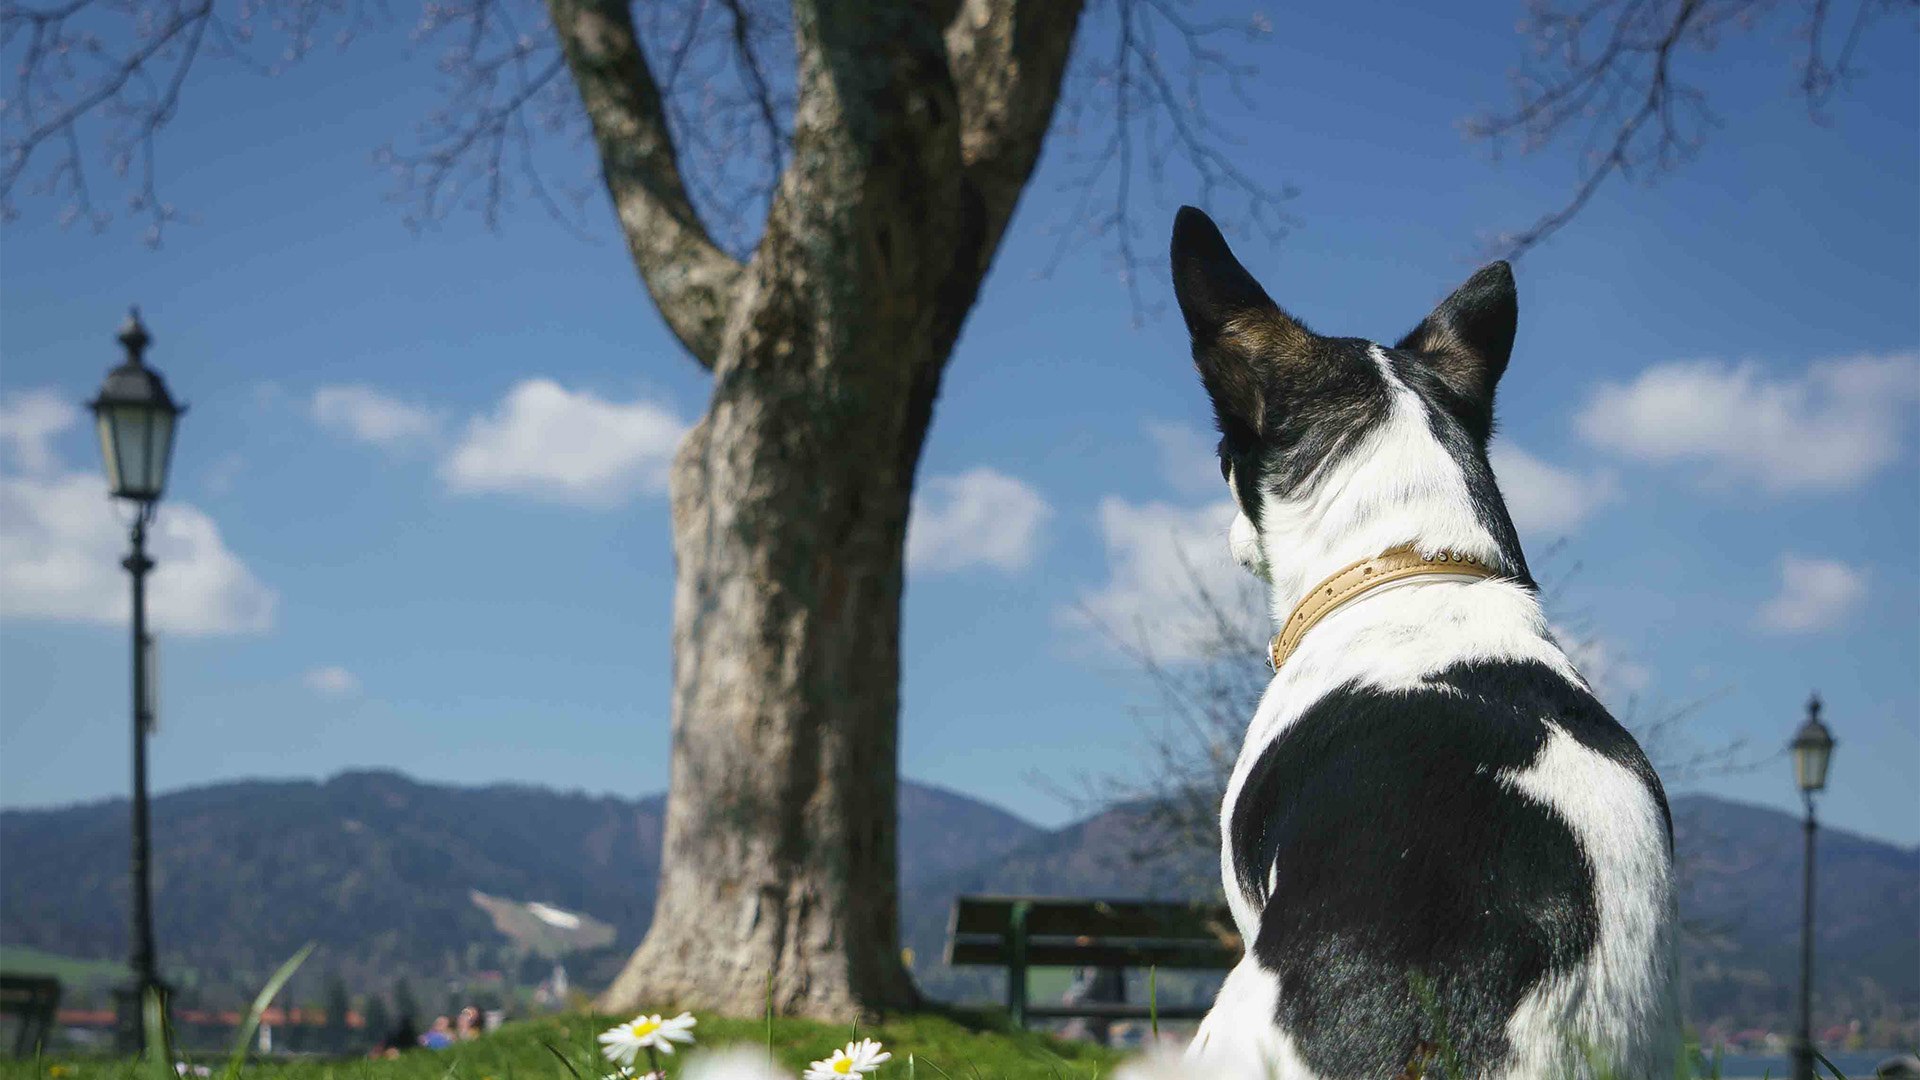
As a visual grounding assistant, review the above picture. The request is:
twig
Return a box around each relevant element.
[1468,0,1917,258]
[1043,0,1295,323]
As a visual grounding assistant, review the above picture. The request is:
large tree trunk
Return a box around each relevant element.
[602,3,964,1017]
[603,356,926,1017]
[569,0,1084,1019]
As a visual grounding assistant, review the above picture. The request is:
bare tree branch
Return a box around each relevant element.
[1,0,765,346]
[378,0,790,256]
[1,0,382,242]
[1041,0,1295,322]
[1471,0,1918,259]
[633,0,790,258]
[1800,0,1895,115]
[943,0,1087,258]
[3,0,1295,329]
[546,0,743,367]
[375,0,590,236]
[1071,542,1270,882]
[717,0,781,178]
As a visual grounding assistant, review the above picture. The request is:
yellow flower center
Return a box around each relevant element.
[833,1058,855,1075]
[630,1019,660,1038]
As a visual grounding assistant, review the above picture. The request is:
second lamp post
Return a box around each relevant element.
[1788,694,1836,1080]
[91,308,184,1052]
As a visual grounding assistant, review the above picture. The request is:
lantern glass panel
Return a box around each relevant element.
[95,411,122,493]
[115,405,155,499]
[1793,740,1831,792]
[143,407,175,496]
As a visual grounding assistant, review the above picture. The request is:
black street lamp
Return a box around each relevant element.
[91,308,184,1053]
[1789,693,1836,1080]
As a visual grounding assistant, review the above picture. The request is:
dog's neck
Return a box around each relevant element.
[1257,483,1514,629]
[1268,545,1501,671]
[1253,364,1519,627]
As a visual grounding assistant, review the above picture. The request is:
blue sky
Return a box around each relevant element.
[2,2,1915,847]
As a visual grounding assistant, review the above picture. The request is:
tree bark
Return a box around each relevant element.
[588,0,1085,1019]
[603,360,927,1017]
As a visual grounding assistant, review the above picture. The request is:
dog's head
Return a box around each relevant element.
[1169,206,1531,599]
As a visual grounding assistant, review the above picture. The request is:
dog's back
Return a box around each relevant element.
[1166,207,1677,1078]
[1215,614,1675,1078]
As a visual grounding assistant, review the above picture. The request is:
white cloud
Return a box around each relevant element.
[312,385,440,448]
[1487,443,1618,538]
[0,470,277,635]
[302,665,361,697]
[441,379,688,506]
[1756,554,1866,634]
[906,468,1050,573]
[1145,421,1222,496]
[1575,352,1920,491]
[1068,497,1264,661]
[0,389,83,475]
[0,389,275,636]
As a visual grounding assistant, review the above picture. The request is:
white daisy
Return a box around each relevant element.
[597,1012,697,1064]
[803,1038,892,1079]
[600,1068,664,1080]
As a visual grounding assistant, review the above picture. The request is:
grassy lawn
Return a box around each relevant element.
[2,1012,1130,1080]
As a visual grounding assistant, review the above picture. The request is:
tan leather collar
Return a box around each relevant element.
[1268,544,1502,672]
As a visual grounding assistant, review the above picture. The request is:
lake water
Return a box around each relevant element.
[1710,1049,1909,1078]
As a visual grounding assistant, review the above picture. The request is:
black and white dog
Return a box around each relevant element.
[1170,207,1677,1079]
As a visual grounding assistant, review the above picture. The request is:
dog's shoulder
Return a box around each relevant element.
[1226,656,1668,1077]
[1231,657,1664,896]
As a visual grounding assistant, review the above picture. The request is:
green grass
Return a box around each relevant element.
[1,950,1831,1080]
[4,1008,1867,1080]
[1,1012,1126,1080]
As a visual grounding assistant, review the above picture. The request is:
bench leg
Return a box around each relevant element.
[1007,901,1030,1029]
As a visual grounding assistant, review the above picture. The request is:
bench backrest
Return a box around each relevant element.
[945,895,1239,970]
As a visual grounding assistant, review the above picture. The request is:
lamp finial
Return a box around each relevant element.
[118,307,150,363]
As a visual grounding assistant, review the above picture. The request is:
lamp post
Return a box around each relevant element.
[1789,693,1835,1080]
[91,308,184,1053]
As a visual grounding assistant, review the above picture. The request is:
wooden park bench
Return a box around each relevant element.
[944,895,1239,1027]
[0,974,61,1057]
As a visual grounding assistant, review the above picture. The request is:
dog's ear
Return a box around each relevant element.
[1171,205,1311,440]
[1396,261,1518,410]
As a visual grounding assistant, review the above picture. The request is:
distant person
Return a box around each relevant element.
[376,1016,418,1058]
[420,1016,454,1050]
[455,1007,482,1041]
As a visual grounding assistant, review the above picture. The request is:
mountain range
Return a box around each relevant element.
[1,770,1911,1039]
